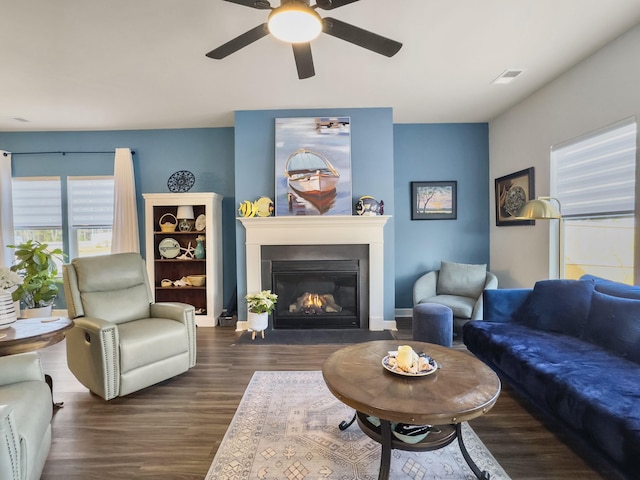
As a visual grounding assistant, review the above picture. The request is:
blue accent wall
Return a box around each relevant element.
[1,117,490,317]
[0,128,237,309]
[234,108,396,321]
[393,124,490,308]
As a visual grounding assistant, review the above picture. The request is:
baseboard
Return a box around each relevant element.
[395,308,412,318]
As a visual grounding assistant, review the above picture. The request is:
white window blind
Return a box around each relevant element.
[68,177,114,227]
[11,177,62,228]
[552,119,637,217]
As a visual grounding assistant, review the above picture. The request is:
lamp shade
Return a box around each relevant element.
[268,3,322,43]
[176,205,195,220]
[517,198,561,219]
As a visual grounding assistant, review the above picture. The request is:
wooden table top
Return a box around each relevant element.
[0,317,73,356]
[322,340,501,426]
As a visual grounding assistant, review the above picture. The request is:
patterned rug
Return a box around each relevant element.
[206,371,511,480]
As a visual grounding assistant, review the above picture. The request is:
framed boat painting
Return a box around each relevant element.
[411,181,457,220]
[495,167,535,226]
[274,117,352,216]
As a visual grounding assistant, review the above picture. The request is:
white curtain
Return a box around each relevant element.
[111,148,140,254]
[0,151,14,267]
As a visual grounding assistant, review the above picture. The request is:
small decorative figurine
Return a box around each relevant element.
[355,196,384,216]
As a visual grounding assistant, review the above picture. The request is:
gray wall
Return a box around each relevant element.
[489,24,640,288]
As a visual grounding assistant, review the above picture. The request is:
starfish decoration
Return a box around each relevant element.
[177,242,195,260]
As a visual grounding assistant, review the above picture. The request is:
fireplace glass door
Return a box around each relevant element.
[271,260,359,329]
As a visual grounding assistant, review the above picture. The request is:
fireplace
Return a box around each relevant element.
[239,215,392,331]
[262,245,368,329]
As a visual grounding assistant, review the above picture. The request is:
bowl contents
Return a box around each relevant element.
[387,345,435,374]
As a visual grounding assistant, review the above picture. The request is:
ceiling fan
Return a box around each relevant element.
[206,0,402,79]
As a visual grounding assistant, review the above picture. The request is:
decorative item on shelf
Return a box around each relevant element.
[158,213,177,232]
[238,197,275,218]
[176,242,195,260]
[0,289,17,329]
[160,278,173,288]
[7,240,65,317]
[355,196,384,216]
[173,277,189,287]
[158,237,181,258]
[195,213,206,231]
[238,199,256,217]
[186,274,206,287]
[176,205,195,231]
[167,170,195,193]
[194,235,206,259]
[0,267,21,328]
[254,197,275,217]
[245,290,278,340]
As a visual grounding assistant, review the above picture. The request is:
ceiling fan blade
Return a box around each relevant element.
[206,23,269,59]
[223,0,272,9]
[322,17,402,57]
[292,43,315,79]
[315,0,359,10]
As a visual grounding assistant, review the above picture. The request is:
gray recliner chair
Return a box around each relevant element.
[63,253,196,401]
[413,261,498,333]
[0,352,52,480]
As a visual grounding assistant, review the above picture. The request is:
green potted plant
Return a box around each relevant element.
[8,240,65,317]
[245,289,278,340]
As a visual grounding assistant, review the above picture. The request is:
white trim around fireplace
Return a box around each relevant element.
[238,215,393,331]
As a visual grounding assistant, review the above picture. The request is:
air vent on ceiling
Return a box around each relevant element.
[491,69,524,85]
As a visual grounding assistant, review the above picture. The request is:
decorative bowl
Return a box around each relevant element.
[187,275,206,287]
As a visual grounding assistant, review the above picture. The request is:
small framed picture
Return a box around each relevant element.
[411,181,457,220]
[495,167,535,226]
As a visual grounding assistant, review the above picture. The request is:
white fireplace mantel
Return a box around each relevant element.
[238,215,393,331]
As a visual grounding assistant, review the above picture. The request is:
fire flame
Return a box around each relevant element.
[303,293,326,309]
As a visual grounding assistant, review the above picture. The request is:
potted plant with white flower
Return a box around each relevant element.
[0,266,23,328]
[245,290,278,340]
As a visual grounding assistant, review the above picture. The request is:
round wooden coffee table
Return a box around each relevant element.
[322,340,501,480]
[0,317,73,356]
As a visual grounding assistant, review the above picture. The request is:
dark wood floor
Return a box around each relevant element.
[36,321,613,480]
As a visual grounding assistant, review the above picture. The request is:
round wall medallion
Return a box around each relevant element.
[167,170,195,193]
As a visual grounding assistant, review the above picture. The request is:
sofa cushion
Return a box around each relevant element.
[421,294,475,319]
[583,291,640,363]
[517,279,595,337]
[436,261,486,299]
[581,274,640,300]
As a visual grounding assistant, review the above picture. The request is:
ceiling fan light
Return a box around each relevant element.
[268,5,322,43]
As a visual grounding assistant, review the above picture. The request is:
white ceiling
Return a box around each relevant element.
[2,0,640,132]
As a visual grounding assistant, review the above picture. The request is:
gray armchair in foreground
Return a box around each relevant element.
[0,352,52,480]
[63,253,196,401]
[413,261,498,333]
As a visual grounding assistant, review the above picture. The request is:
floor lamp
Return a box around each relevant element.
[518,197,564,279]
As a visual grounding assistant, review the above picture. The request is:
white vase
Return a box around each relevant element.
[0,290,18,329]
[22,304,53,319]
[247,311,269,340]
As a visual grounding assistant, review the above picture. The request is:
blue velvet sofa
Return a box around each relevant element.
[463,275,640,480]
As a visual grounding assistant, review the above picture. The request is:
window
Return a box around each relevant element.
[67,177,114,258]
[12,177,63,248]
[551,118,637,284]
[11,176,114,265]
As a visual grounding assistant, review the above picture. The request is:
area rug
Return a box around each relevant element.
[235,329,395,345]
[205,371,511,480]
